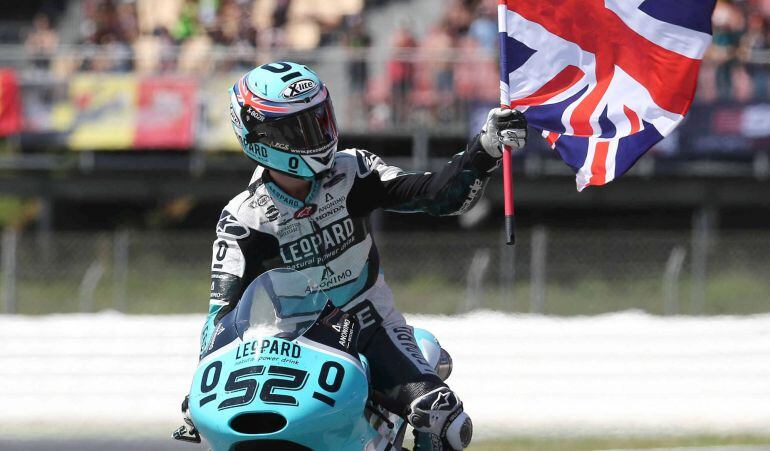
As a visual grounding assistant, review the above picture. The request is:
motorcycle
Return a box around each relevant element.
[173,268,454,451]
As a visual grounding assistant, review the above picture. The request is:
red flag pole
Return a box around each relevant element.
[499,0,516,245]
[502,143,515,245]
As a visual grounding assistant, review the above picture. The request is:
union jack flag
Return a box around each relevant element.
[499,0,716,190]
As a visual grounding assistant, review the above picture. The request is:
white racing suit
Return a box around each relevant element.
[200,135,497,447]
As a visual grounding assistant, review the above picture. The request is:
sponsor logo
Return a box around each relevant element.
[356,149,379,176]
[282,79,318,98]
[392,326,433,372]
[210,272,239,301]
[321,308,355,350]
[315,196,346,222]
[235,338,302,360]
[264,205,280,222]
[319,266,354,289]
[316,205,345,222]
[460,179,484,212]
[277,221,301,238]
[431,433,443,448]
[244,105,265,122]
[257,195,269,207]
[199,323,211,354]
[279,217,359,268]
[230,103,242,127]
[206,322,225,352]
[336,316,353,349]
[322,172,346,188]
[431,391,454,411]
[320,196,345,212]
[216,211,250,239]
[267,184,303,208]
[293,204,317,219]
[284,139,336,156]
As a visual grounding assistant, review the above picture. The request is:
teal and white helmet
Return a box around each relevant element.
[229,62,338,179]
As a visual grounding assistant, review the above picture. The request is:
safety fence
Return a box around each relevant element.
[1,227,768,316]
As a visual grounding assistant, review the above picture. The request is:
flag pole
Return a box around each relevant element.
[499,0,516,245]
[502,144,515,245]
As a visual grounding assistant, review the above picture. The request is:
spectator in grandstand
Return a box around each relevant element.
[423,21,455,95]
[172,0,201,42]
[209,0,257,46]
[342,14,371,128]
[24,14,59,70]
[443,0,475,37]
[343,14,371,95]
[153,26,178,72]
[468,1,498,53]
[711,0,749,100]
[116,1,139,43]
[80,0,121,44]
[91,33,134,72]
[454,34,500,132]
[740,12,770,100]
[387,25,417,124]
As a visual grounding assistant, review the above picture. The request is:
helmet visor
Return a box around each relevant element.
[244,98,338,154]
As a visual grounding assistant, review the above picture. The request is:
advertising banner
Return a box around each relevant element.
[198,74,240,152]
[0,69,23,136]
[134,76,197,149]
[679,102,770,154]
[68,75,137,150]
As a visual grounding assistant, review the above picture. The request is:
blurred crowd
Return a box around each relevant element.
[368,0,499,128]
[700,0,770,102]
[22,0,383,73]
[16,0,770,130]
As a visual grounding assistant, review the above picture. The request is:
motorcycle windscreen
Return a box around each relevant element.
[234,268,331,338]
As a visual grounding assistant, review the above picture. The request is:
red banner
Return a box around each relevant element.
[133,76,197,149]
[0,69,22,136]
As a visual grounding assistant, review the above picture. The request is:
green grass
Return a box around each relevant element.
[390,271,770,316]
[468,434,770,450]
[4,268,769,316]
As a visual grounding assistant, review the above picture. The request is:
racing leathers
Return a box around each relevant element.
[200,134,498,448]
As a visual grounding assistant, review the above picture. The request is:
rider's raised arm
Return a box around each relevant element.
[344,134,499,217]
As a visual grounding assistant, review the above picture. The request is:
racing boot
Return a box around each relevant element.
[406,387,473,450]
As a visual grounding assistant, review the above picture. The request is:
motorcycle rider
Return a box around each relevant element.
[184,61,527,450]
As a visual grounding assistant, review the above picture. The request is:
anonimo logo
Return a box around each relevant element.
[282,79,318,98]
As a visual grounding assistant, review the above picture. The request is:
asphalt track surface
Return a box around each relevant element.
[0,439,204,451]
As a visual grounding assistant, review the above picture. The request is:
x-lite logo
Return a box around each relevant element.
[283,79,317,98]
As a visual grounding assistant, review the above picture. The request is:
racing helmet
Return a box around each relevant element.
[229,62,338,179]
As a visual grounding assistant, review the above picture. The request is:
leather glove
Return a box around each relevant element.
[479,108,528,158]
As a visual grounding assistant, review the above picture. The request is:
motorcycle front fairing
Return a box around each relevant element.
[189,269,387,451]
